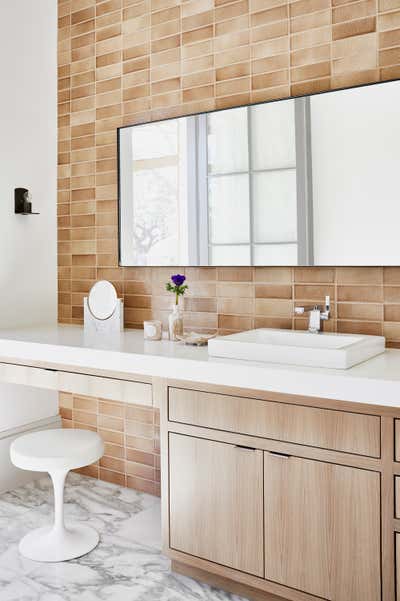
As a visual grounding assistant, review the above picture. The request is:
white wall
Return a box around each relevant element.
[311,81,400,265]
[0,0,57,328]
[0,1,58,438]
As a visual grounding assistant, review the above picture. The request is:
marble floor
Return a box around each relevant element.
[0,473,248,601]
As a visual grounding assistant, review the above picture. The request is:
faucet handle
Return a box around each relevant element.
[325,295,330,312]
[294,304,319,315]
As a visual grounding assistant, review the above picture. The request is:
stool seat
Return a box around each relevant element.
[10,428,104,562]
[11,428,103,473]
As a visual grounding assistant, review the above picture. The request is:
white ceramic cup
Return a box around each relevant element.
[143,320,162,341]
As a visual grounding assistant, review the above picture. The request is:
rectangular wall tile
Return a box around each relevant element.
[59,0,400,493]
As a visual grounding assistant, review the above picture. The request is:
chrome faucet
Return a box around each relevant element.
[294,295,331,334]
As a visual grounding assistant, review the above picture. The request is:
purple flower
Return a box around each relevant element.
[171,274,186,287]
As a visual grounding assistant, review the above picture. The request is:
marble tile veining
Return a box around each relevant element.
[0,473,248,601]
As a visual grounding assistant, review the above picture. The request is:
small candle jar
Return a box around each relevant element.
[143,320,162,341]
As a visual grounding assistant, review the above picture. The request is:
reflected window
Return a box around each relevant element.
[202,101,301,266]
[119,99,312,266]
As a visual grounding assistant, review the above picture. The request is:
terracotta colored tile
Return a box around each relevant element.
[125,447,155,466]
[99,400,124,417]
[125,420,154,438]
[217,297,254,313]
[255,267,293,283]
[72,409,97,426]
[384,287,400,303]
[126,460,155,480]
[290,0,330,18]
[218,314,254,330]
[294,267,335,283]
[255,284,292,299]
[216,282,254,298]
[60,407,73,420]
[290,9,331,34]
[255,316,292,329]
[378,10,400,32]
[98,428,124,445]
[124,405,154,423]
[384,267,400,285]
[336,267,383,285]
[217,267,253,282]
[125,435,155,453]
[59,392,73,409]
[99,468,126,486]
[98,414,124,431]
[337,303,383,321]
[338,286,384,303]
[104,442,125,458]
[294,284,335,300]
[73,395,98,413]
[333,0,376,24]
[337,320,383,336]
[255,298,293,317]
[333,16,376,40]
[184,297,217,312]
[76,464,99,478]
[126,475,158,495]
[59,0,400,393]
[383,322,400,341]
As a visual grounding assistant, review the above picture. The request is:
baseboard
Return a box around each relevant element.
[0,414,61,494]
[171,561,288,601]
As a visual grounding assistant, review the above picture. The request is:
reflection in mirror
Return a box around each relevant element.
[118,80,400,266]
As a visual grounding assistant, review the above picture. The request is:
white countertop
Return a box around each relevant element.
[0,325,400,407]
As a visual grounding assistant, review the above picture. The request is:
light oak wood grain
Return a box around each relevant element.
[381,417,396,601]
[395,419,400,461]
[396,533,400,601]
[161,382,397,601]
[169,433,264,577]
[172,561,289,601]
[264,453,381,601]
[169,387,381,457]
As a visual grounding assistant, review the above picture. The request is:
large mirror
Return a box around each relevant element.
[118,80,399,266]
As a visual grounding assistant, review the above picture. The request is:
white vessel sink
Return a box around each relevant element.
[208,328,386,369]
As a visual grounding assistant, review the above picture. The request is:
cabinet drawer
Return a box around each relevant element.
[58,372,152,406]
[0,362,58,390]
[168,387,380,457]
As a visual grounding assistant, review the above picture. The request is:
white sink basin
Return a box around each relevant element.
[208,328,386,369]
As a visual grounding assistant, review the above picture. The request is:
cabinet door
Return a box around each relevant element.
[169,433,264,577]
[264,453,381,601]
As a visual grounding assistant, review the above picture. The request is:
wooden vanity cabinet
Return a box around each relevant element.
[264,453,381,601]
[169,434,264,577]
[161,381,396,601]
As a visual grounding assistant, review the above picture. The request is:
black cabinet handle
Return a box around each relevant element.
[269,451,291,459]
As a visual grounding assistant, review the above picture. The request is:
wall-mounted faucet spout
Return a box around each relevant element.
[294,295,330,333]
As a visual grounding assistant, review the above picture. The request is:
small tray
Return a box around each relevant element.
[176,332,216,346]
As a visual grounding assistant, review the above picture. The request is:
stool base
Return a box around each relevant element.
[19,524,99,562]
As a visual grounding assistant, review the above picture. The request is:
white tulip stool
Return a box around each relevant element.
[10,428,104,562]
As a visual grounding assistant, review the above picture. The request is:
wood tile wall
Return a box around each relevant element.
[59,392,160,495]
[57,0,400,496]
[58,2,400,338]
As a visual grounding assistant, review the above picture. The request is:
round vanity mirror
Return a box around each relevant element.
[87,281,118,320]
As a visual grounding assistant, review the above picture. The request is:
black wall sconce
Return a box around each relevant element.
[14,188,40,215]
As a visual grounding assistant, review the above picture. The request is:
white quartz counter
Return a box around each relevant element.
[0,325,400,407]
